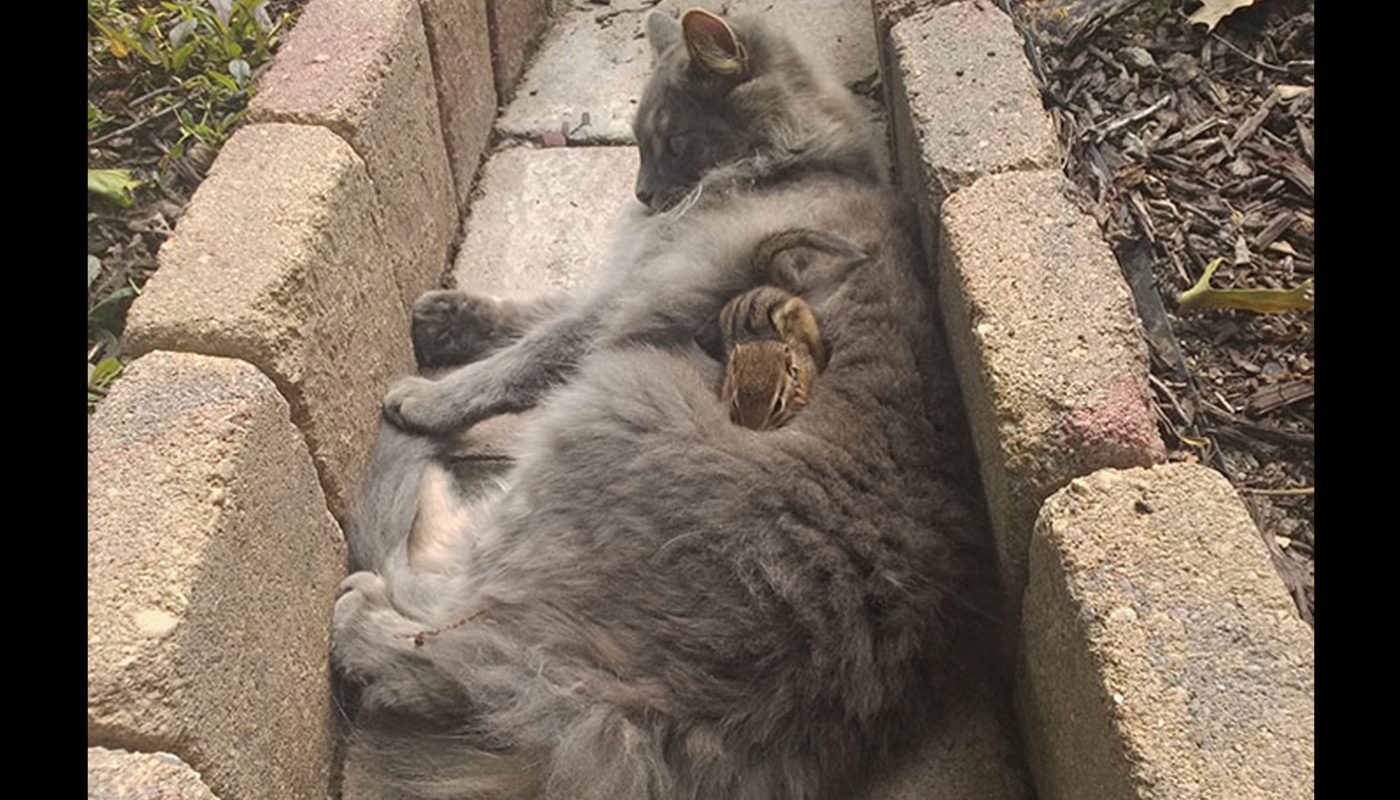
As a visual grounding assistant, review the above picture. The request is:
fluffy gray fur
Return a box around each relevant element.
[336,10,992,799]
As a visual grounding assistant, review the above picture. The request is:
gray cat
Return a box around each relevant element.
[334,9,993,799]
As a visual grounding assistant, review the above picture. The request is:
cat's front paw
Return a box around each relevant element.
[412,290,500,368]
[382,375,455,434]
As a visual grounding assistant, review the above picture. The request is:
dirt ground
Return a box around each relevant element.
[1010,0,1314,624]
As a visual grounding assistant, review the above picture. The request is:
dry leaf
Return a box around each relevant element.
[1177,258,1314,315]
[1186,0,1259,32]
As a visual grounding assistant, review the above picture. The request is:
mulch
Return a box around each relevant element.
[1009,0,1315,625]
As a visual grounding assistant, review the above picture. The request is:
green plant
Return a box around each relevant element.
[88,168,142,206]
[88,0,289,153]
[88,101,115,132]
[89,357,125,407]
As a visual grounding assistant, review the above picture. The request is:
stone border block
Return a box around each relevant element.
[250,0,457,309]
[87,750,219,800]
[88,748,220,799]
[938,169,1163,614]
[88,352,347,800]
[1018,464,1314,799]
[489,0,553,101]
[420,0,498,210]
[125,123,413,520]
[883,0,1059,263]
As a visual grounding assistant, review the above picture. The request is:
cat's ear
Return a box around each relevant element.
[645,11,682,58]
[681,9,747,77]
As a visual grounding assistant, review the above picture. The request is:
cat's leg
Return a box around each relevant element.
[385,309,602,434]
[412,290,569,369]
[332,571,469,716]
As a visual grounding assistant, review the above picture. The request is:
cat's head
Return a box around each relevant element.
[632,8,879,212]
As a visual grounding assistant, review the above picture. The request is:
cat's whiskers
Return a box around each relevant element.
[665,182,705,219]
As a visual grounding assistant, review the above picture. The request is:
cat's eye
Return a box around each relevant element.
[668,134,689,155]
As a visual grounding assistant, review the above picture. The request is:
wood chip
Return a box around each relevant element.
[1229,88,1281,149]
[1252,211,1294,249]
[1246,380,1314,416]
[1295,119,1314,162]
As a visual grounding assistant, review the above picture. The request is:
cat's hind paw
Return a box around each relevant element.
[332,571,415,683]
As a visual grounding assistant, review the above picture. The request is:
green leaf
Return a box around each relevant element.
[209,70,239,92]
[88,285,137,328]
[228,58,251,86]
[88,169,141,207]
[137,12,164,35]
[88,255,102,288]
[171,40,198,72]
[169,17,198,50]
[91,357,124,388]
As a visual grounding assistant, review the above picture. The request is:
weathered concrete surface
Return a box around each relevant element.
[88,352,346,800]
[861,673,1031,800]
[422,0,499,210]
[938,169,1163,615]
[884,1,1059,261]
[498,0,879,144]
[1019,464,1314,800]
[88,748,219,800]
[451,145,639,298]
[871,0,962,33]
[489,0,554,101]
[251,0,456,309]
[126,124,413,521]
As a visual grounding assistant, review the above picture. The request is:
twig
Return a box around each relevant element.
[410,609,488,646]
[1210,32,1291,73]
[1200,402,1314,448]
[89,101,185,148]
[1149,373,1196,428]
[1238,486,1314,496]
[1085,94,1172,143]
[125,85,181,109]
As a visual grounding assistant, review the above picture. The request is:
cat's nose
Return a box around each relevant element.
[635,186,654,206]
